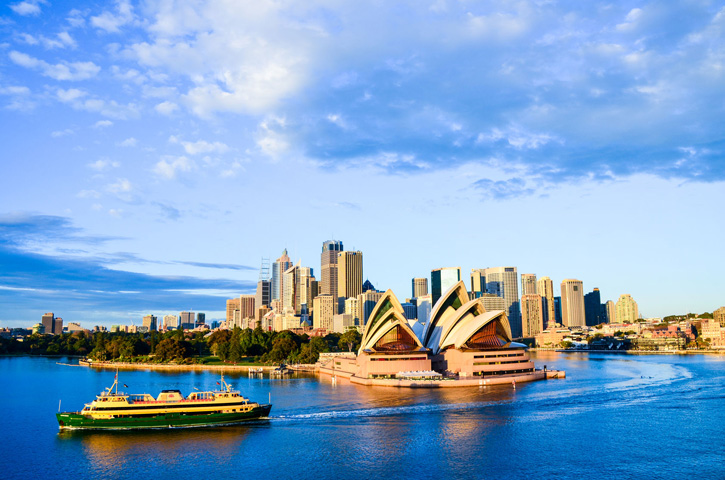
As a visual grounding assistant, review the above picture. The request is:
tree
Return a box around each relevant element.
[338,330,362,352]
[228,327,243,363]
[267,336,297,363]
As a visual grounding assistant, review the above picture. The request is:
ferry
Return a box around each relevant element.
[56,373,272,430]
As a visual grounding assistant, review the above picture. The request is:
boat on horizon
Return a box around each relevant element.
[57,373,271,430]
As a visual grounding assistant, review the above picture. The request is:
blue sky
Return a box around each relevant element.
[1,0,724,328]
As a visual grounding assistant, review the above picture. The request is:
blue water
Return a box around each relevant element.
[2,352,725,480]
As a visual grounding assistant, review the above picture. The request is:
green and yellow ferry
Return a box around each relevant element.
[57,373,272,430]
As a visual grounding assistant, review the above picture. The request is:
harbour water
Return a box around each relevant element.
[2,352,724,480]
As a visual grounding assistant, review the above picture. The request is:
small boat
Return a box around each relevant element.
[57,372,271,430]
[270,363,293,375]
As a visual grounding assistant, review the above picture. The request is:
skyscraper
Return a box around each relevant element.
[180,311,195,330]
[357,290,384,326]
[283,264,298,313]
[537,276,556,328]
[714,306,725,327]
[226,298,240,325]
[584,288,603,326]
[616,294,639,323]
[416,294,432,326]
[196,313,205,327]
[521,274,537,296]
[604,300,616,324]
[321,240,343,312]
[271,249,292,301]
[338,251,363,301]
[431,267,461,306]
[482,266,521,338]
[41,312,55,335]
[297,266,316,315]
[240,295,256,320]
[142,315,157,331]
[521,294,544,337]
[470,269,485,298]
[163,314,179,329]
[255,280,271,311]
[554,296,562,324]
[313,294,335,331]
[560,279,585,327]
[412,277,428,298]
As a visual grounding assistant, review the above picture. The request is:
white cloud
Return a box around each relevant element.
[0,85,30,96]
[107,178,132,193]
[21,31,76,49]
[51,129,74,138]
[117,137,137,147]
[56,88,86,102]
[155,101,178,115]
[94,120,113,128]
[476,126,557,150]
[10,51,100,80]
[88,158,120,171]
[616,8,643,32]
[91,0,135,33]
[67,9,86,28]
[77,189,101,199]
[10,1,45,16]
[154,156,194,179]
[170,136,229,155]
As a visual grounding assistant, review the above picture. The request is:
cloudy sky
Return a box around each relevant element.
[1,0,724,328]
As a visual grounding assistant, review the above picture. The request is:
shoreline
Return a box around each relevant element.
[530,348,725,356]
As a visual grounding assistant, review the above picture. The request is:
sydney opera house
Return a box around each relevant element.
[320,281,556,387]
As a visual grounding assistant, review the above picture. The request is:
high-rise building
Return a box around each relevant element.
[313,294,335,331]
[604,300,616,324]
[401,302,417,320]
[715,306,725,327]
[142,315,157,331]
[163,314,179,329]
[54,317,63,335]
[66,322,83,332]
[481,293,507,312]
[283,264,298,313]
[521,294,544,337]
[321,240,343,311]
[297,266,316,315]
[240,295,256,320]
[416,294,432,325]
[482,267,521,338]
[196,313,205,327]
[226,298,240,325]
[616,294,639,323]
[344,297,360,322]
[470,269,485,298]
[537,276,556,328]
[271,249,292,301]
[357,290,384,326]
[554,296,562,324]
[41,313,55,335]
[431,267,461,306]
[584,288,603,326]
[180,311,195,330]
[338,251,363,301]
[412,277,428,298]
[521,274,537,296]
[560,279,585,327]
[255,280,271,310]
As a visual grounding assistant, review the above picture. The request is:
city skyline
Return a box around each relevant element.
[1,1,724,327]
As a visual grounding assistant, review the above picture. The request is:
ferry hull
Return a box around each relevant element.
[57,404,272,430]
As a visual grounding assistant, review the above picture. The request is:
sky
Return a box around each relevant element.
[1,0,724,328]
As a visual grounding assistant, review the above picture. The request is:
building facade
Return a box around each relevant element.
[537,276,556,328]
[338,251,363,302]
[271,249,292,301]
[482,266,521,338]
[431,267,461,306]
[521,294,544,337]
[560,279,585,327]
[313,294,335,331]
[584,288,603,326]
[521,274,537,296]
[412,277,428,298]
[321,240,343,312]
[142,315,157,331]
[616,294,639,323]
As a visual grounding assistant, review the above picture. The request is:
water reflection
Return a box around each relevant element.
[58,423,263,471]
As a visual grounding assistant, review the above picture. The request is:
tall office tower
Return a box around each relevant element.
[142,315,157,331]
[239,295,256,320]
[338,251,363,302]
[412,277,429,298]
[521,294,544,337]
[401,302,417,320]
[603,300,615,324]
[41,313,55,335]
[357,290,384,326]
[321,240,343,311]
[271,249,292,301]
[66,322,83,332]
[180,311,195,330]
[226,298,240,325]
[483,267,521,338]
[163,314,179,329]
[431,267,462,306]
[255,280,271,310]
[537,276,556,328]
[584,288,603,326]
[554,297,562,324]
[345,297,360,321]
[715,306,725,327]
[560,279,586,327]
[521,274,537,296]
[481,293,507,312]
[416,294,432,325]
[470,269,485,298]
[54,317,63,335]
[196,313,205,327]
[615,294,639,323]
[313,294,335,331]
[297,266,316,315]
[283,264,299,313]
